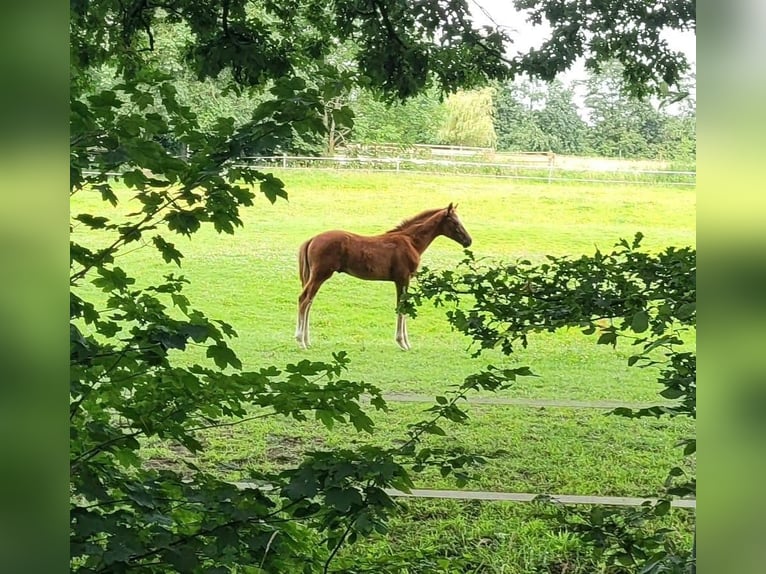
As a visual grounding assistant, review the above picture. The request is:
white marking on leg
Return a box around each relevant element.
[396,313,409,351]
[295,308,304,342]
[402,315,411,350]
[303,302,312,348]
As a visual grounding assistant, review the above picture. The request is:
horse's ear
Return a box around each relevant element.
[447,202,454,212]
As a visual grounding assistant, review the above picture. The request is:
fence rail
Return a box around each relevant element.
[232,482,696,509]
[232,154,696,186]
[81,154,696,186]
[372,393,674,410]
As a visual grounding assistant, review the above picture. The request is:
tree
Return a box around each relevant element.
[581,61,667,158]
[533,80,586,154]
[494,80,547,151]
[438,88,497,148]
[71,0,696,570]
[512,0,695,99]
[656,72,696,163]
[494,78,585,154]
[349,88,446,146]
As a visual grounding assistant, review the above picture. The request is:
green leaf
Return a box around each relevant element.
[166,210,203,236]
[615,552,635,566]
[667,466,685,477]
[74,214,110,229]
[630,310,649,333]
[206,343,242,369]
[653,499,671,516]
[597,331,617,346]
[316,409,335,430]
[659,388,683,399]
[153,235,184,266]
[590,506,604,526]
[164,547,200,573]
[123,169,150,189]
[260,176,288,203]
[92,267,135,291]
[676,302,696,320]
[370,395,388,411]
[325,486,362,512]
[426,424,447,436]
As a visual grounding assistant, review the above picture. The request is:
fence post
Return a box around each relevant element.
[282,153,287,169]
[396,158,400,173]
[547,153,554,184]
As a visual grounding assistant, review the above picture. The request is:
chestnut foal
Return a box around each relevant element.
[295,203,472,350]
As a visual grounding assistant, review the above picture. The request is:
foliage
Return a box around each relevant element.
[349,88,446,146]
[493,81,546,152]
[512,0,695,99]
[654,115,696,163]
[580,62,696,160]
[437,88,497,148]
[533,80,587,154]
[71,0,696,570]
[494,78,586,154]
[492,67,696,160]
[541,499,694,574]
[406,233,696,570]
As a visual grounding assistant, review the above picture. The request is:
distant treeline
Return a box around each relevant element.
[349,62,695,163]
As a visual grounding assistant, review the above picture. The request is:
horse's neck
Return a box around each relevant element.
[401,215,442,253]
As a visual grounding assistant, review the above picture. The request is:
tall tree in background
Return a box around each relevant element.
[494,78,585,154]
[582,61,668,158]
[494,80,548,151]
[438,87,497,148]
[655,72,696,163]
[534,80,586,154]
[349,89,446,145]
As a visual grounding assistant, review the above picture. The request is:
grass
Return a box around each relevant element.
[72,170,696,572]
[146,403,693,498]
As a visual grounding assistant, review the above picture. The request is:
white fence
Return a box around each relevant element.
[233,154,696,186]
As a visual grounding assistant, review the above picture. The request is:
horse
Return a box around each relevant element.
[295,203,472,350]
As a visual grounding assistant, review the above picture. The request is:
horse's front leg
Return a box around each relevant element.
[395,281,411,351]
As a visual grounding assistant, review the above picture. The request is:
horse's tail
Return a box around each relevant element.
[298,239,311,287]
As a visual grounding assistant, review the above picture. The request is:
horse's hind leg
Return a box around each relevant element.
[294,308,304,344]
[295,291,306,345]
[296,286,312,349]
[297,272,331,349]
[402,313,410,349]
[395,281,411,351]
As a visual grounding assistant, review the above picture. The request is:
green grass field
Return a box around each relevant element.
[72,170,696,573]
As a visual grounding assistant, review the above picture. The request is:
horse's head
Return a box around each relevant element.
[441,203,472,248]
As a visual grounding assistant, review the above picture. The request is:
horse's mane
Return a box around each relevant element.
[386,208,444,233]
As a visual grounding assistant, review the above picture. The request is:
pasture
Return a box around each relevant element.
[72,170,696,572]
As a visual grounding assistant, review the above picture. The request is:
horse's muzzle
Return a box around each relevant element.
[462,237,472,248]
